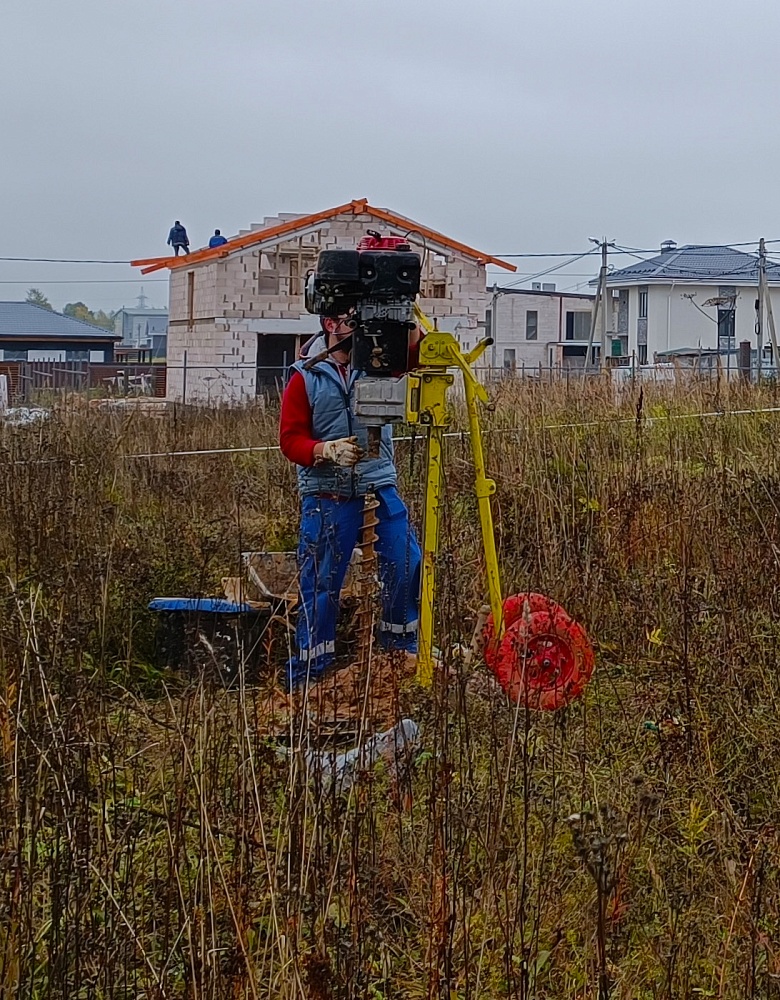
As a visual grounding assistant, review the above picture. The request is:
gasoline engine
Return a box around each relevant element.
[304,231,422,454]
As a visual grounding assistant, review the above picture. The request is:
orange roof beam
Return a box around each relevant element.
[131,201,360,274]
[130,200,516,274]
[363,205,515,271]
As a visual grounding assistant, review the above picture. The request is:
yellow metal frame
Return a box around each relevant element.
[407,305,504,685]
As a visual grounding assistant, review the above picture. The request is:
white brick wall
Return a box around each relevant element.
[491,290,596,372]
[167,318,259,403]
[166,211,501,404]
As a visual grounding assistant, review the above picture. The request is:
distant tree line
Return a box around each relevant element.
[25,288,115,330]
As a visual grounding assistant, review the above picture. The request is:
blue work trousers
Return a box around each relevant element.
[288,486,421,686]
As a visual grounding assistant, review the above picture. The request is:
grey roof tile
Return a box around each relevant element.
[0,302,119,339]
[606,245,780,284]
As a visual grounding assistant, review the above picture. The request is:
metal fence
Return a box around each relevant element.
[0,361,167,404]
[5,355,761,408]
[481,355,772,384]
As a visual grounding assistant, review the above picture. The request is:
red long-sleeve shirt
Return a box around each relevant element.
[279,344,421,467]
[279,369,325,467]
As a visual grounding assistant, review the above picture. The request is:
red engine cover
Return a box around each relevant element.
[356,232,411,252]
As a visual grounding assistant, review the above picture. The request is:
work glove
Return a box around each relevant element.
[318,436,364,467]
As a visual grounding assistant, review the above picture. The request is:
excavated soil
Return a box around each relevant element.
[247,649,422,739]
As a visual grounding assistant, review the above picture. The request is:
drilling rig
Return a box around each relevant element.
[305,233,595,709]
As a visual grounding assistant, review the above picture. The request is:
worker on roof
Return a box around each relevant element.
[208,229,228,249]
[279,313,422,691]
[167,221,190,256]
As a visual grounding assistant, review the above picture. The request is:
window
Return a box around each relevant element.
[525,310,538,340]
[718,307,735,351]
[432,282,446,298]
[258,272,279,294]
[288,258,300,295]
[503,348,516,371]
[718,287,737,352]
[638,287,648,319]
[287,256,317,296]
[565,311,591,340]
[638,344,648,365]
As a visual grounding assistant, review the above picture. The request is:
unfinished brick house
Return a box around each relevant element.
[133,199,515,403]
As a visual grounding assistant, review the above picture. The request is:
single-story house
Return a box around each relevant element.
[0,302,120,362]
[132,198,516,403]
[603,242,780,364]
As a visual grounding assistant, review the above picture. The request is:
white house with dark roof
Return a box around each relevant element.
[604,242,780,365]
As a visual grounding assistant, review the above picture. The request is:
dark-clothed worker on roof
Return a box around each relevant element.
[167,221,189,256]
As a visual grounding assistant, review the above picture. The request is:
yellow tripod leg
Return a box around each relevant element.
[409,325,503,683]
[417,424,443,686]
[463,369,504,642]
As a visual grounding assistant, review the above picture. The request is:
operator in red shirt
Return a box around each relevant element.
[279,314,422,690]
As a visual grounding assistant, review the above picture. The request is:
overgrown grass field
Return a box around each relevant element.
[3,378,780,998]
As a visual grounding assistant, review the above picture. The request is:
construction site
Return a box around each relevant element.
[4,299,780,997]
[10,0,780,989]
[4,185,780,1000]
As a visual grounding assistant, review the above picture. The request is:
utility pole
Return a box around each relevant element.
[585,238,612,372]
[489,283,504,375]
[600,238,609,366]
[759,237,780,378]
[757,240,765,380]
[584,269,601,372]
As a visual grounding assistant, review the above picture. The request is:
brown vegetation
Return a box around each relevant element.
[2,377,780,997]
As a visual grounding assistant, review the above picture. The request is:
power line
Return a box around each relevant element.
[3,238,780,266]
[500,272,599,277]
[491,239,780,258]
[616,240,780,253]
[610,244,779,280]
[6,251,597,263]
[491,249,645,258]
[3,236,780,268]
[0,256,135,264]
[498,249,600,289]
[0,279,167,285]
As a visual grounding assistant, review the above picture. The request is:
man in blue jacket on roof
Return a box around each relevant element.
[279,313,422,690]
[167,221,190,256]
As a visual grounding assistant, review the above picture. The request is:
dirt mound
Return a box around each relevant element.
[250,649,421,738]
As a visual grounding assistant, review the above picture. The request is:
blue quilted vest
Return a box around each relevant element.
[291,359,397,497]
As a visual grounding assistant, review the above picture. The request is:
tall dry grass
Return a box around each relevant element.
[2,377,780,998]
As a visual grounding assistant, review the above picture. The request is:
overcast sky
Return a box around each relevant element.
[2,0,779,312]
